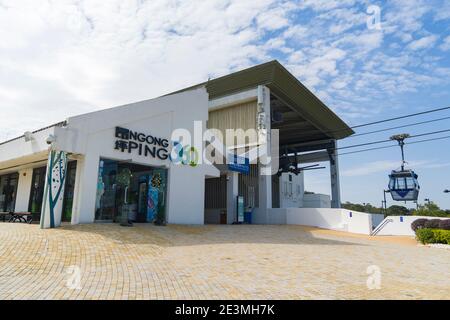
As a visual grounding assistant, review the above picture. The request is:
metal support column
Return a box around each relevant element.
[328,140,341,209]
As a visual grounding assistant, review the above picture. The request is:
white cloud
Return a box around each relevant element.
[383,0,433,36]
[420,162,450,169]
[342,160,400,177]
[407,35,438,51]
[0,0,284,140]
[0,0,449,142]
[296,0,356,12]
[256,6,290,31]
[276,1,449,123]
[433,1,450,21]
[341,160,432,177]
[440,35,450,51]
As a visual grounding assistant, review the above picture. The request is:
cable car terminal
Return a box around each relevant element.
[0,61,354,229]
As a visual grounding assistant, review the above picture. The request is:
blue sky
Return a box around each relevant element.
[0,0,449,209]
[276,0,450,210]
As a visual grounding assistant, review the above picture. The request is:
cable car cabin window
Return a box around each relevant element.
[397,178,406,190]
[388,178,395,190]
[406,177,416,189]
[389,171,418,190]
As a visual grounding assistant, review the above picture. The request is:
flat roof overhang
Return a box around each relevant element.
[166,61,353,154]
[0,151,48,174]
[1,61,353,162]
[204,61,354,149]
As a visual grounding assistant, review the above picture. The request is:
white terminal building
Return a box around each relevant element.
[0,61,354,229]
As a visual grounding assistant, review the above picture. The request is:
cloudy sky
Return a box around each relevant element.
[1,0,450,209]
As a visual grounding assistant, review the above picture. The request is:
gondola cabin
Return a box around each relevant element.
[388,169,420,201]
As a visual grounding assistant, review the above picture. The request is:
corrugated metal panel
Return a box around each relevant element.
[207,100,258,146]
[204,175,227,209]
[206,60,353,139]
[164,60,353,139]
[206,62,276,99]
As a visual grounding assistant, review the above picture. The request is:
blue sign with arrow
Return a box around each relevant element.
[228,154,250,174]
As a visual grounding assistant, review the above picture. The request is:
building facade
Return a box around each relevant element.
[0,61,353,228]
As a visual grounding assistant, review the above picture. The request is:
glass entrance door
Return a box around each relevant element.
[95,159,118,221]
[95,158,167,223]
[114,166,132,223]
[0,173,19,212]
[62,161,77,222]
[28,166,47,217]
[147,168,167,224]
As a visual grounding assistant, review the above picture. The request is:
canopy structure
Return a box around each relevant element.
[167,60,354,210]
[169,60,354,155]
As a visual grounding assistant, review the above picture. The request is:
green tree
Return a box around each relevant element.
[412,202,448,217]
[341,202,382,214]
[386,205,409,216]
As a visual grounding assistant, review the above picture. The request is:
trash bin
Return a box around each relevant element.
[244,207,253,224]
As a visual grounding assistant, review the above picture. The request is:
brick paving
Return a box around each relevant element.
[0,223,448,300]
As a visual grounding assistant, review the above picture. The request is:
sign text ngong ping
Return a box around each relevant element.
[114,126,169,160]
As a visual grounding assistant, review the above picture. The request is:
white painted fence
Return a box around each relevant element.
[264,208,384,235]
[257,208,449,237]
[373,215,450,236]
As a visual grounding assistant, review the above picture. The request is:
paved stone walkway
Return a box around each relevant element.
[0,223,448,299]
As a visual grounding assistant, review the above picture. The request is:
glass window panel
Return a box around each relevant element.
[0,173,19,212]
[95,158,168,223]
[95,159,118,221]
[62,161,77,222]
[28,167,47,215]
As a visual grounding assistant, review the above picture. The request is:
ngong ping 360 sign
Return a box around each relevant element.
[113,122,279,175]
[114,127,169,160]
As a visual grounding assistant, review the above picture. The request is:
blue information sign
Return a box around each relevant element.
[228,154,250,174]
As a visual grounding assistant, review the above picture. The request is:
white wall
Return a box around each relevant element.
[340,209,373,234]
[0,128,53,166]
[14,168,33,212]
[55,87,219,225]
[263,207,378,235]
[302,193,331,208]
[70,156,84,224]
[268,208,287,224]
[279,172,304,208]
[287,208,345,230]
[374,215,450,236]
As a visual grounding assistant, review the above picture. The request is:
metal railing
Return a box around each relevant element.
[371,218,393,236]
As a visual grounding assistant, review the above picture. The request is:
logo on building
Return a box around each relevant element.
[114,127,169,160]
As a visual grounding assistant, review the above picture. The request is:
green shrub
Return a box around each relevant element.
[415,228,450,244]
[432,230,450,245]
[416,228,435,244]
[411,218,428,232]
